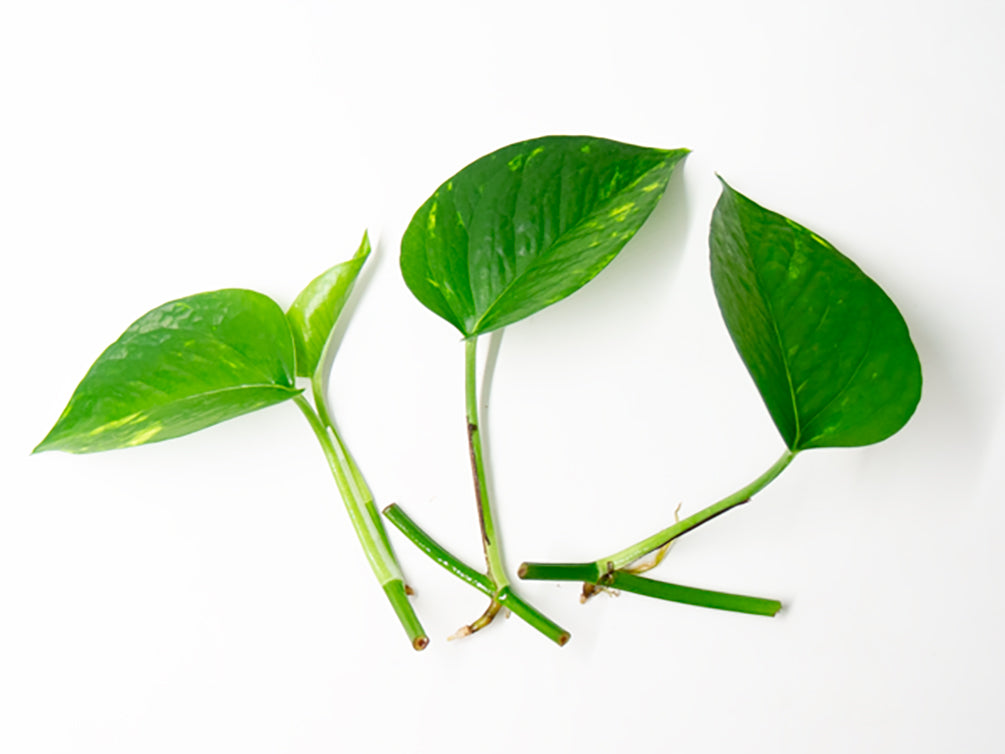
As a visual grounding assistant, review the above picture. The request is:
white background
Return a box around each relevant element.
[2,1,1003,752]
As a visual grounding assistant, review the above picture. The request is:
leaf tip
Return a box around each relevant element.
[31,425,65,455]
[658,147,691,172]
[356,230,372,260]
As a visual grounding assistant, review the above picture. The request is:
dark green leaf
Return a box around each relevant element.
[286,232,371,378]
[401,135,688,336]
[35,290,300,454]
[709,180,921,450]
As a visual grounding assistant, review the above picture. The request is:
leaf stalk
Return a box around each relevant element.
[518,450,797,617]
[294,394,428,650]
[382,337,570,645]
[602,449,797,570]
[465,336,509,586]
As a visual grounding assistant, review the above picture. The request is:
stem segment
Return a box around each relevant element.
[518,450,798,617]
[294,394,428,651]
[465,336,508,586]
[383,336,570,645]
[518,562,602,582]
[460,335,568,642]
[518,561,780,616]
[383,503,493,596]
[603,449,797,570]
[606,572,781,616]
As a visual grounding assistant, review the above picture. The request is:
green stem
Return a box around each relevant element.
[317,370,399,564]
[465,336,508,586]
[384,501,570,645]
[380,337,569,645]
[602,449,797,570]
[606,572,782,617]
[383,503,493,596]
[517,561,780,616]
[463,336,568,644]
[294,394,428,651]
[382,581,428,643]
[312,371,336,434]
[497,587,571,645]
[518,562,602,582]
[519,450,797,589]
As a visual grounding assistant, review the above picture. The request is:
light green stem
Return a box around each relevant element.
[600,449,798,571]
[294,394,427,650]
[312,372,336,434]
[310,375,401,580]
[296,395,395,582]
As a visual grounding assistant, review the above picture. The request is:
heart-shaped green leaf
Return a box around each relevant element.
[710,180,922,451]
[401,135,689,336]
[35,290,301,454]
[286,232,371,379]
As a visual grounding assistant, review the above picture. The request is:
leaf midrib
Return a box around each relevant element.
[125,322,294,388]
[136,380,301,407]
[738,217,802,450]
[40,382,301,451]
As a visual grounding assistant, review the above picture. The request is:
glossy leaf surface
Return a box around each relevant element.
[710,180,921,450]
[286,232,371,378]
[36,290,300,453]
[401,135,688,336]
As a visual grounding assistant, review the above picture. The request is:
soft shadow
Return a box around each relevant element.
[513,157,693,332]
[627,154,692,284]
[481,329,505,407]
[880,298,994,507]
[587,154,693,304]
